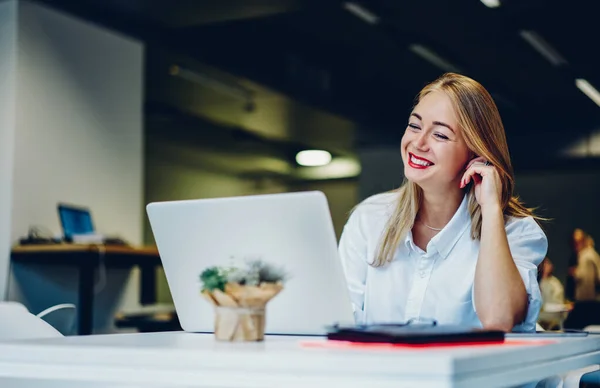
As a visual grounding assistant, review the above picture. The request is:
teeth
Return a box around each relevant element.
[411,155,432,166]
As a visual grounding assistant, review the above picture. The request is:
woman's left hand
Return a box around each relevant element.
[460,157,502,210]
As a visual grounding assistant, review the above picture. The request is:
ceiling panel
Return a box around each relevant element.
[36,0,600,163]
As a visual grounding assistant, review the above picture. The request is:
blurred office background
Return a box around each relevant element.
[1,0,600,334]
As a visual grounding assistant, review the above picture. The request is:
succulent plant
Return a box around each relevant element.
[200,259,287,291]
[252,259,288,284]
[199,267,230,292]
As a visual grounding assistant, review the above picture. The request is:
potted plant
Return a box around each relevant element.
[199,260,286,341]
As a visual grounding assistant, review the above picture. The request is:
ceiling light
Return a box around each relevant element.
[295,157,361,180]
[409,44,461,73]
[520,30,567,67]
[576,79,600,107]
[343,2,379,24]
[295,150,332,167]
[480,0,500,8]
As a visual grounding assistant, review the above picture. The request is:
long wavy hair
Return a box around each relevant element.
[373,73,540,267]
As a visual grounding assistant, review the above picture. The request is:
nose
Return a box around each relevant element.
[414,131,430,151]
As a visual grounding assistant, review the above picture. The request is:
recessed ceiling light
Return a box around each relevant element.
[343,2,379,25]
[520,30,567,67]
[409,44,462,73]
[480,0,500,8]
[576,79,600,107]
[295,157,361,180]
[295,150,332,167]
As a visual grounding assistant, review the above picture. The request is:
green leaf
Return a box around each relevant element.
[200,261,288,291]
[199,266,227,292]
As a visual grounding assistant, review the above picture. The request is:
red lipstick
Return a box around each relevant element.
[408,152,434,169]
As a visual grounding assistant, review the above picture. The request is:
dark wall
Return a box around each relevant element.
[357,146,404,201]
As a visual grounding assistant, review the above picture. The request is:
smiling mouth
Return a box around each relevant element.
[408,153,434,168]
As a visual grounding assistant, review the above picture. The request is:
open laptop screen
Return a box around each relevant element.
[58,204,95,240]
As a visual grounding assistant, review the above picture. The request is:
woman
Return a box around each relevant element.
[539,257,564,306]
[339,73,547,332]
[564,229,585,301]
[573,234,600,302]
[538,257,567,331]
[563,234,600,329]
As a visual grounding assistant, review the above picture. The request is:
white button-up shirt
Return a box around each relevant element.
[338,192,548,332]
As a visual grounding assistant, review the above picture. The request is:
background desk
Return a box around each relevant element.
[11,244,161,335]
[0,332,599,387]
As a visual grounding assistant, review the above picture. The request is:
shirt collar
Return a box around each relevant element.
[404,195,471,260]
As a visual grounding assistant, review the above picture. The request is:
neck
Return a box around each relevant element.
[417,186,464,229]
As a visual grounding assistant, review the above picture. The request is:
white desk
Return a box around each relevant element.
[0,332,599,387]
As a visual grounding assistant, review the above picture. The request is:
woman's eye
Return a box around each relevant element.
[434,133,449,140]
[408,123,420,130]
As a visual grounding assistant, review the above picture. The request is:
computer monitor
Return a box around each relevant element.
[146,191,355,335]
[57,204,95,241]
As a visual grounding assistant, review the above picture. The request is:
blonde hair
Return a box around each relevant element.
[373,73,540,267]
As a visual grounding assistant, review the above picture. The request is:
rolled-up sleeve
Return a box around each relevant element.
[507,229,548,332]
[338,208,369,324]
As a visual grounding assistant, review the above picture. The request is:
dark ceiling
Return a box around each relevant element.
[37,0,600,170]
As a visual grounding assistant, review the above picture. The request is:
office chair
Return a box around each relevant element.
[0,302,62,340]
[584,325,600,332]
[36,303,77,336]
[562,365,600,388]
[536,322,544,331]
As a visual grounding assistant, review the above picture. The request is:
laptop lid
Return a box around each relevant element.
[57,203,95,240]
[146,191,355,335]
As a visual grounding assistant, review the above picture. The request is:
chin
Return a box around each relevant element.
[404,168,429,185]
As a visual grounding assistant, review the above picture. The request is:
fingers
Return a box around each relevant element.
[465,156,487,171]
[461,168,475,188]
[460,164,490,188]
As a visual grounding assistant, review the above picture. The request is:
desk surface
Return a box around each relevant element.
[12,244,159,256]
[0,331,599,387]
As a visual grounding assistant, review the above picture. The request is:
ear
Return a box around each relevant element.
[463,152,478,170]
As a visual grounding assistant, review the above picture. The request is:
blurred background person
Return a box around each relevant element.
[538,257,567,330]
[565,228,587,301]
[564,232,600,329]
[540,257,564,306]
[573,234,600,302]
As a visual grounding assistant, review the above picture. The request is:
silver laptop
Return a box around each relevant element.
[146,191,355,335]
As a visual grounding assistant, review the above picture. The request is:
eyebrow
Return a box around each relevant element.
[410,113,455,134]
[433,121,455,134]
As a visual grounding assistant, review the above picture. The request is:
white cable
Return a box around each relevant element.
[36,303,76,318]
